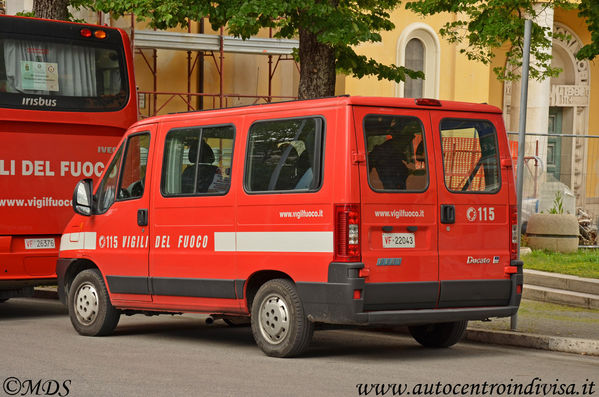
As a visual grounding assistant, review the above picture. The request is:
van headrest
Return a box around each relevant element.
[189,139,215,164]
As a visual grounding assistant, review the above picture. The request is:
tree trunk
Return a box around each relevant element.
[33,0,70,20]
[298,27,336,100]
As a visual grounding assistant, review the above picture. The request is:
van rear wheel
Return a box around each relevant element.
[251,279,314,357]
[408,320,468,348]
[68,269,120,336]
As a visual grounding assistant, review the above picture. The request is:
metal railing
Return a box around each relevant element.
[507,131,599,245]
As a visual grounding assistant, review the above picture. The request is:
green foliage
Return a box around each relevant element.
[70,0,599,90]
[523,249,599,279]
[547,191,565,214]
[16,11,36,17]
[405,0,582,81]
[71,0,423,85]
[577,0,599,60]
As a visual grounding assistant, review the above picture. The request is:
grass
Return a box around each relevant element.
[522,248,599,279]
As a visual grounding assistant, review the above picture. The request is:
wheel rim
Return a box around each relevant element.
[258,293,290,345]
[74,281,99,325]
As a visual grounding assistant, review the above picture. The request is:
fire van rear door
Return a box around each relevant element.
[354,106,439,311]
[430,111,512,308]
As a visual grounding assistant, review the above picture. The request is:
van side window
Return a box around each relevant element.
[440,119,500,193]
[95,144,124,213]
[117,133,150,200]
[162,125,234,196]
[245,117,324,192]
[365,115,428,191]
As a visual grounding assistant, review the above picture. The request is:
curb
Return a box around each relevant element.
[523,285,599,310]
[522,269,599,310]
[466,328,599,356]
[524,269,599,296]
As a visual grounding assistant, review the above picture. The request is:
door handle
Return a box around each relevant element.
[440,204,455,224]
[137,209,148,227]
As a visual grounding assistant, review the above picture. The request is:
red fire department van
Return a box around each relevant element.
[57,96,522,357]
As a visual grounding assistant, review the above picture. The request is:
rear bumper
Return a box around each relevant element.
[297,261,523,326]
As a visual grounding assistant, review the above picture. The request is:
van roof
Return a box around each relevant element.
[132,96,502,128]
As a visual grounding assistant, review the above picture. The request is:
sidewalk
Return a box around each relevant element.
[467,299,599,356]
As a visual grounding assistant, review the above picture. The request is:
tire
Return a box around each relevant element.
[0,298,8,303]
[68,269,120,336]
[408,320,468,348]
[251,279,314,358]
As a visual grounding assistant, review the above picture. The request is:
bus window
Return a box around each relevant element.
[0,17,130,111]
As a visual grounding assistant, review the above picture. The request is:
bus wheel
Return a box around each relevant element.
[68,269,120,336]
[251,279,314,358]
[408,320,468,348]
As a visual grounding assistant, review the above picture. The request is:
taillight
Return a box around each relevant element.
[415,98,442,107]
[94,30,107,39]
[510,204,518,261]
[334,204,361,262]
[80,28,107,39]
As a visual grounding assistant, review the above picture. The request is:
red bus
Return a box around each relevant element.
[0,15,137,301]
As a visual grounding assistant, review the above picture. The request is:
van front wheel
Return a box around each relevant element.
[68,269,120,336]
[251,279,314,357]
[408,320,468,348]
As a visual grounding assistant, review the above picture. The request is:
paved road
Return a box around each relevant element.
[1,298,597,397]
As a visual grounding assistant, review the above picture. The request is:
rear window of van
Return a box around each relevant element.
[365,115,428,192]
[440,118,500,193]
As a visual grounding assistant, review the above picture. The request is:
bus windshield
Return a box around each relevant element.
[0,30,128,111]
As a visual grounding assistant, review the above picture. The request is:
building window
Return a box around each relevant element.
[404,39,424,98]
[396,23,440,99]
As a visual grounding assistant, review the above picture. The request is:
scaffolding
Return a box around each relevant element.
[130,18,300,116]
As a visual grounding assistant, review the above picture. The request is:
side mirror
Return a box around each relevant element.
[73,179,94,216]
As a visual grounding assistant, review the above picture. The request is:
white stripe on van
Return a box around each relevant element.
[214,232,236,251]
[60,232,97,251]
[214,231,334,253]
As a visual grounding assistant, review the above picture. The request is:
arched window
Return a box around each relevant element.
[396,23,440,99]
[404,38,424,98]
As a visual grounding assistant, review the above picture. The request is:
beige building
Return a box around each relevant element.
[5,2,599,222]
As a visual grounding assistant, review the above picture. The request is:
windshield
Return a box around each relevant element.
[0,35,128,111]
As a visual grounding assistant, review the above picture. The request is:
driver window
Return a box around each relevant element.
[117,133,150,200]
[96,145,123,213]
